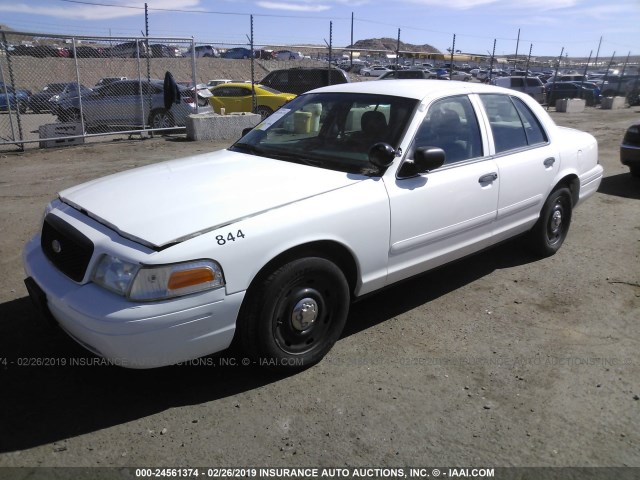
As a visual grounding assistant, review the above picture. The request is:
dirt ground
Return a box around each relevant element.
[0,104,638,472]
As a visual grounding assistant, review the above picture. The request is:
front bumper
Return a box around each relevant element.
[23,236,244,369]
[620,145,640,169]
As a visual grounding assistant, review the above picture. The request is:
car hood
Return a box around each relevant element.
[58,150,361,248]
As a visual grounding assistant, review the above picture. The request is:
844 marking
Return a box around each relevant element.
[216,229,245,246]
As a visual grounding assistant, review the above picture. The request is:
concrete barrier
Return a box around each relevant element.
[186,112,262,141]
[600,96,626,110]
[38,122,85,148]
[556,98,586,113]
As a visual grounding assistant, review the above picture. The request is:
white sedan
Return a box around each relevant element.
[23,80,602,370]
[361,66,392,77]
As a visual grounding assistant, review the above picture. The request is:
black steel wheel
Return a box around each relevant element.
[238,257,350,370]
[527,187,573,257]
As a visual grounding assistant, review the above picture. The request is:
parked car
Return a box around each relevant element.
[94,77,127,88]
[255,49,275,60]
[49,84,93,114]
[72,46,107,58]
[259,67,349,95]
[450,71,472,81]
[492,76,546,103]
[273,50,303,60]
[620,122,640,177]
[150,44,181,58]
[0,83,29,113]
[54,79,211,128]
[207,79,233,87]
[221,48,254,59]
[434,68,450,80]
[23,80,602,370]
[11,44,70,57]
[108,40,151,58]
[208,83,295,119]
[28,83,86,113]
[377,70,432,80]
[361,66,392,77]
[544,81,600,106]
[186,45,219,58]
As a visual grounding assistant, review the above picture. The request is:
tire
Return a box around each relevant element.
[527,187,573,257]
[64,109,82,122]
[150,109,175,129]
[237,257,350,371]
[18,101,27,114]
[256,106,273,120]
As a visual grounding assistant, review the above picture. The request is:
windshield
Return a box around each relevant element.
[230,92,418,175]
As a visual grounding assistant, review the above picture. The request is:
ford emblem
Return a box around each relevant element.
[51,239,62,254]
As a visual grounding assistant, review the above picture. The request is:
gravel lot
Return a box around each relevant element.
[0,104,638,471]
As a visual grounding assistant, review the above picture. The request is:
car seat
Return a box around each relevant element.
[430,108,467,163]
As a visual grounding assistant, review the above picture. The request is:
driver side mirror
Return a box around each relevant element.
[368,142,396,168]
[398,146,445,178]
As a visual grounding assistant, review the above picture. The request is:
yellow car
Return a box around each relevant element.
[209,83,296,119]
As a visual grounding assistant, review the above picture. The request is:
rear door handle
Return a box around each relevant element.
[544,157,556,168]
[479,172,498,184]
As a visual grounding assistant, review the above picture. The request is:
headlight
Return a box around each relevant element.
[92,254,139,296]
[91,256,224,301]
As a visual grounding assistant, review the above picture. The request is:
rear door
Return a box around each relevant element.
[477,93,558,242]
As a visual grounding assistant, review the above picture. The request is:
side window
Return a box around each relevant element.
[480,94,546,153]
[213,87,231,97]
[512,97,547,145]
[411,95,483,165]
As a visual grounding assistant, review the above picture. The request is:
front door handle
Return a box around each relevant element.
[479,172,498,184]
[544,157,556,168]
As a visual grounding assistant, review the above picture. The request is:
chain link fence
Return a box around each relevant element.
[2,27,637,151]
[0,30,353,151]
[0,31,205,151]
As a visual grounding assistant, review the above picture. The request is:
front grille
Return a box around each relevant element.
[41,214,94,282]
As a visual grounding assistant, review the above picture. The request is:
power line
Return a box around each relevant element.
[57,0,349,20]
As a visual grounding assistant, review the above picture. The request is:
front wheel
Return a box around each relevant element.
[237,257,350,371]
[527,187,573,257]
[62,108,82,122]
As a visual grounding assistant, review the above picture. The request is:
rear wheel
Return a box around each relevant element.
[150,109,175,129]
[256,106,273,120]
[238,257,350,371]
[527,187,573,257]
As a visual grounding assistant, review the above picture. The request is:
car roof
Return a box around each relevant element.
[307,79,511,101]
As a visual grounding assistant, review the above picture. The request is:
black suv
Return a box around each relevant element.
[259,67,349,95]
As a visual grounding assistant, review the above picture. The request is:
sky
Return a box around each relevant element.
[0,0,638,58]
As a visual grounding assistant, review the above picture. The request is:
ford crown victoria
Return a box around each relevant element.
[23,81,603,370]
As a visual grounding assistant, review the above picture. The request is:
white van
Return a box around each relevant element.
[493,76,546,103]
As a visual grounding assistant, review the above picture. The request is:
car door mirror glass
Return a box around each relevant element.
[368,142,396,168]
